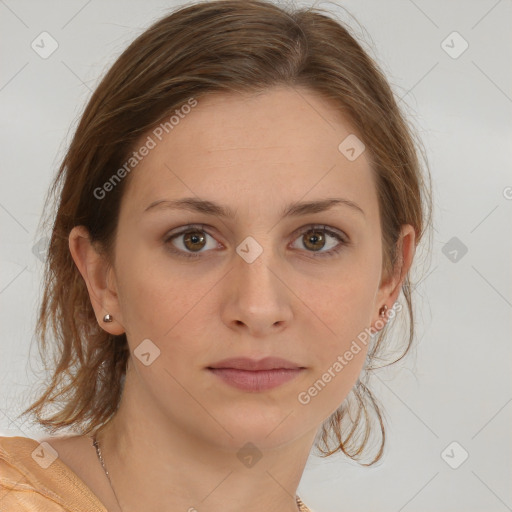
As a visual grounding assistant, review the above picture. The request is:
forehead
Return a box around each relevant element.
[120,86,378,219]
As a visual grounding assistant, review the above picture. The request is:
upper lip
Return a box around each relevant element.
[207,357,304,371]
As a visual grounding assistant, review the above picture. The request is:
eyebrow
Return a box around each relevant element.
[144,197,365,218]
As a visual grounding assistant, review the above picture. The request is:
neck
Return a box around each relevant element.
[94,366,317,512]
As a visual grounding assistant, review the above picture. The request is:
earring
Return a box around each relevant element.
[103,313,113,323]
[379,305,388,317]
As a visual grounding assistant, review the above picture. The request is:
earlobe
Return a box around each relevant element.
[68,226,125,335]
[373,224,416,331]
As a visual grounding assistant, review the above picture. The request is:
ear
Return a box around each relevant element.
[372,224,416,331]
[68,225,125,335]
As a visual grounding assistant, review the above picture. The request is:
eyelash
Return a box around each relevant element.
[163,223,349,260]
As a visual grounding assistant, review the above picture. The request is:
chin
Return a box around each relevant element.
[209,403,309,448]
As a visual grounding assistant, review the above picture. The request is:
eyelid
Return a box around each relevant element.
[164,223,222,245]
[289,224,348,243]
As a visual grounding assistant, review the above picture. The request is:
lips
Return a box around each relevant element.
[207,357,306,392]
[207,357,304,371]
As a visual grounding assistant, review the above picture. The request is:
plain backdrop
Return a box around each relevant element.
[1,1,511,511]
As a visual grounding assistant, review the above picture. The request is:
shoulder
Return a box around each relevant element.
[0,435,41,485]
[0,435,106,512]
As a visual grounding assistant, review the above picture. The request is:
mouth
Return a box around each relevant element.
[207,357,306,392]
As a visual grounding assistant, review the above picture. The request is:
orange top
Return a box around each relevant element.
[0,435,107,511]
[0,435,313,512]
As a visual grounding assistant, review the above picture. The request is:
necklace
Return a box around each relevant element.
[91,433,310,512]
[92,433,123,512]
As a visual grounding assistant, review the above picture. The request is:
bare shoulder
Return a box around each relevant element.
[40,433,95,466]
[39,434,114,509]
[38,435,100,483]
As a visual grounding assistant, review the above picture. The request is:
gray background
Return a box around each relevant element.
[1,1,511,511]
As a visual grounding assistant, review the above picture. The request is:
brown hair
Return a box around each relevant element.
[22,0,432,466]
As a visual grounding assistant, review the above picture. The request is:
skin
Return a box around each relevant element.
[46,85,415,512]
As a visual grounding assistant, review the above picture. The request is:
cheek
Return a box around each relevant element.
[114,240,208,346]
[296,297,372,418]
[304,255,381,340]
[297,254,381,401]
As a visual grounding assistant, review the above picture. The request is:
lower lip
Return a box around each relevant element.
[207,368,304,392]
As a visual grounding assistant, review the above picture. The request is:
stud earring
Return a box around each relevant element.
[103,313,113,323]
[378,305,388,317]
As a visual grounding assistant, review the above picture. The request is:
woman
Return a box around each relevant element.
[0,1,432,511]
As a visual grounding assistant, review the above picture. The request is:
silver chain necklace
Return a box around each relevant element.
[91,433,309,512]
[91,433,124,512]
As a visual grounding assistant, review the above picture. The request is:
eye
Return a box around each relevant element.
[164,224,349,259]
[164,224,220,259]
[290,225,348,258]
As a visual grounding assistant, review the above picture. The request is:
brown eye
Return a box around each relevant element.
[302,229,326,251]
[164,225,220,259]
[182,230,207,252]
[165,224,347,260]
[290,225,347,258]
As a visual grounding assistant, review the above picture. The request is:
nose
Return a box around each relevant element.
[221,244,293,337]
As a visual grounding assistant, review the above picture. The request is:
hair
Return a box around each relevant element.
[21,0,432,466]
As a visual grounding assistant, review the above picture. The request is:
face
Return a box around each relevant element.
[98,86,399,449]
